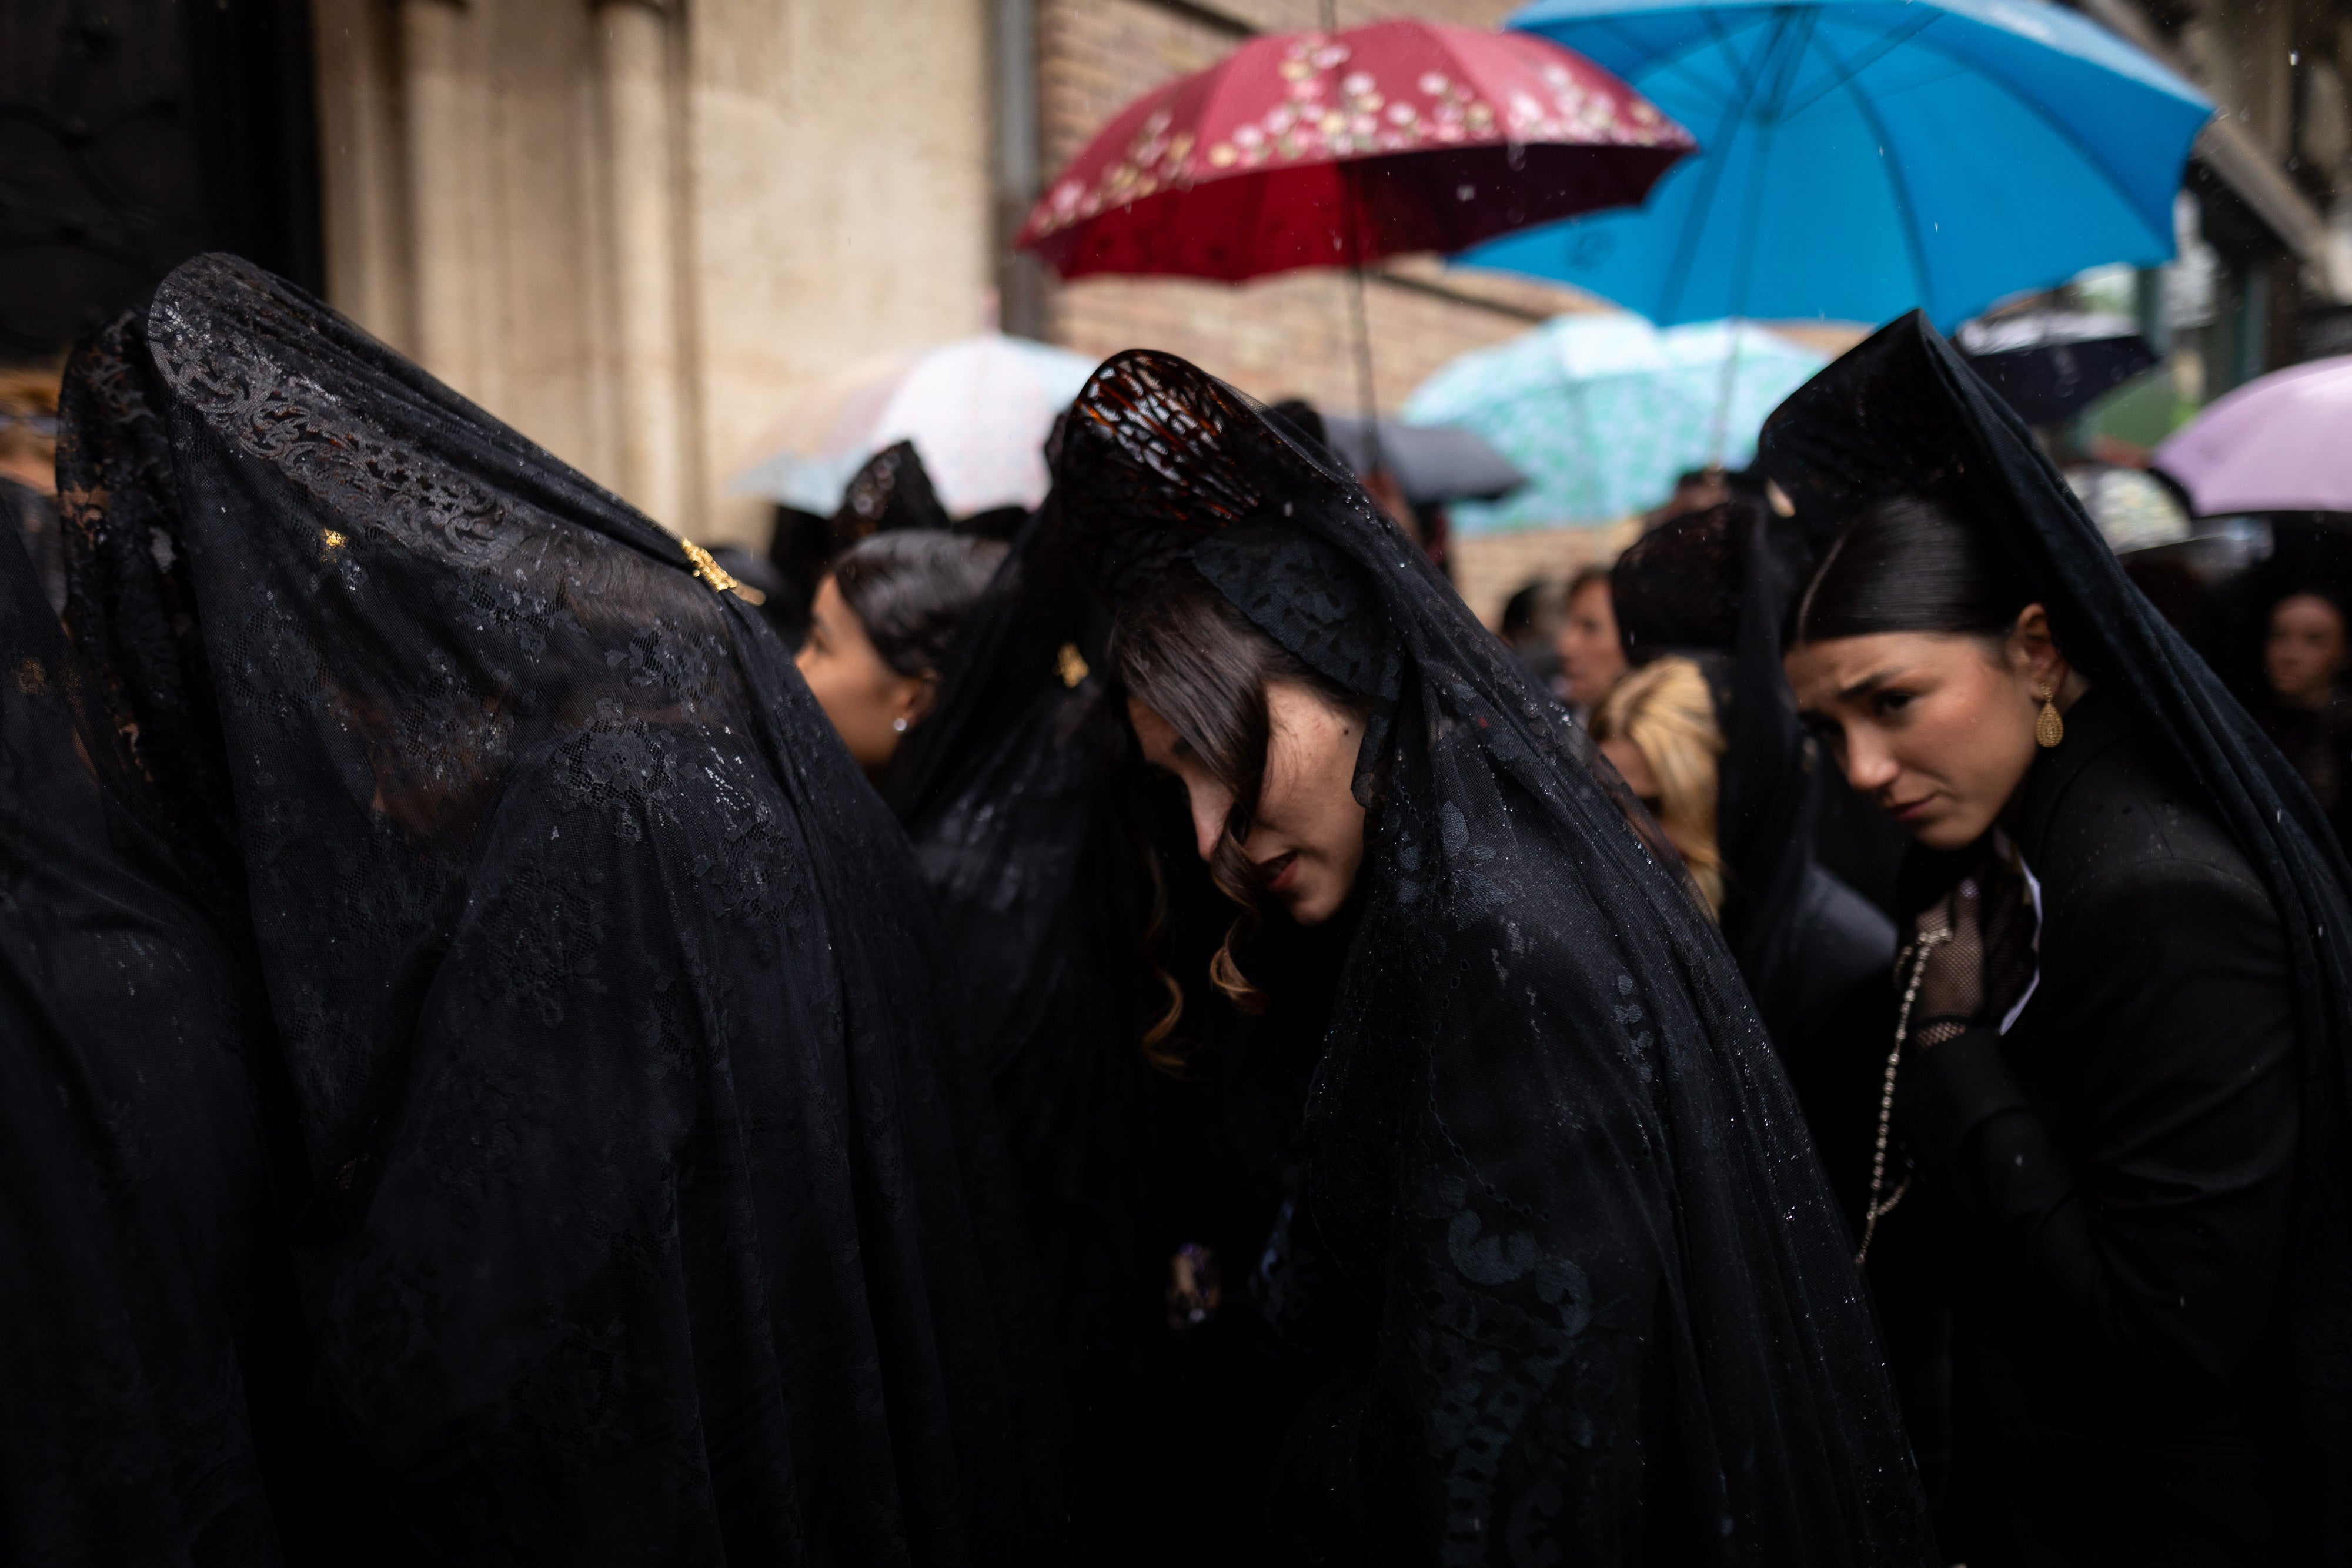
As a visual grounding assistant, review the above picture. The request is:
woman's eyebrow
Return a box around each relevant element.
[1838,667,1910,703]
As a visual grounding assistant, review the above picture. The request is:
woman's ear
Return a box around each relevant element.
[2007,603,2067,688]
[898,673,940,728]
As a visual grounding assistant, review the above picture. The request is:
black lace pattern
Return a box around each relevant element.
[1762,311,2352,1557]
[1058,350,1936,1566]
[54,254,1071,1564]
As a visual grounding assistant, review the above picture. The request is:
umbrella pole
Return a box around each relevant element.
[1348,256,1381,469]
[1708,318,1745,469]
[1323,0,1382,472]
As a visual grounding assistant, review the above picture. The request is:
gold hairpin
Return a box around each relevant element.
[680,539,765,604]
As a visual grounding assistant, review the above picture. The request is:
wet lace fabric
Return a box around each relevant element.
[0,515,321,1566]
[1760,311,2352,1560]
[1611,503,1895,1042]
[54,306,251,933]
[884,504,1173,1552]
[63,253,1068,1564]
[1056,352,1935,1566]
[836,439,953,539]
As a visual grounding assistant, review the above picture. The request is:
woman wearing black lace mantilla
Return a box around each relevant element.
[38,255,1073,1564]
[1771,314,2352,1564]
[1053,350,1935,1566]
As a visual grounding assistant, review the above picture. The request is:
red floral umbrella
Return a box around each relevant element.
[1017,19,1693,283]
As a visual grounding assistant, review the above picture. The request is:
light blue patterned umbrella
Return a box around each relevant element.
[1403,313,1825,533]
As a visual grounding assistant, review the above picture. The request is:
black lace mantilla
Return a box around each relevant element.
[1192,514,1393,701]
[41,253,1072,1564]
[1059,350,1936,1566]
[1765,311,2352,1556]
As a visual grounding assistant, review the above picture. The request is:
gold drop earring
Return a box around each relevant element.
[2034,678,2064,748]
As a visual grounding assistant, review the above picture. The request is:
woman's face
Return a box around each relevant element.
[1556,578,1627,711]
[1130,680,1368,926]
[795,574,928,778]
[2267,593,2346,707]
[1784,609,2066,852]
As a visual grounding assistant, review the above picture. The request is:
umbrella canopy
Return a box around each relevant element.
[729,333,1097,516]
[1016,19,1693,282]
[2066,460,2190,550]
[1317,413,1527,502]
[1460,0,2211,329]
[1959,309,2160,426]
[1403,312,1825,532]
[2154,355,2352,516]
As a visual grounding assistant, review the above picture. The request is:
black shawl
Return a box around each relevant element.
[1055,351,1935,1566]
[1759,309,2352,1559]
[54,253,1070,1565]
[835,439,953,540]
[1610,502,1896,1044]
[0,506,324,1564]
[883,501,1174,1544]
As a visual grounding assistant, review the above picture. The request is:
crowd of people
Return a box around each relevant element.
[3,253,2349,1567]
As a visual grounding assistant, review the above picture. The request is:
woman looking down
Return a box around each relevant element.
[1058,349,1935,1567]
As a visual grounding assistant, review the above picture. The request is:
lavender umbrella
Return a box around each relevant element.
[2155,355,2352,516]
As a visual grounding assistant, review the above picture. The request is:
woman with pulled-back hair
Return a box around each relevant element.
[796,529,1006,778]
[1769,315,2352,1566]
[1059,350,1935,1567]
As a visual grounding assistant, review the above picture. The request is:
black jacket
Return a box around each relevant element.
[1894,688,2303,1566]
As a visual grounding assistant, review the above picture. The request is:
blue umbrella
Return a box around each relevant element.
[1460,0,2211,329]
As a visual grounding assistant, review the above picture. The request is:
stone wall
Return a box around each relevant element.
[306,0,1624,589]
[311,0,993,546]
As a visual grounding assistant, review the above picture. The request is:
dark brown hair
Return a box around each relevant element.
[1786,493,2032,650]
[829,531,1007,677]
[1110,564,1364,1049]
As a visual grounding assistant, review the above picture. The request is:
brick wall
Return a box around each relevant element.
[1451,518,1638,630]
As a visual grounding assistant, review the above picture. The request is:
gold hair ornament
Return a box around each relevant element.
[680,539,766,605]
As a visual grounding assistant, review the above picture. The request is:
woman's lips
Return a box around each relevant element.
[1261,852,1301,894]
[1886,795,1934,823]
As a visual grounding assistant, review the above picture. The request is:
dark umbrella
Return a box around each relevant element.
[1955,309,2159,426]
[1316,413,1527,503]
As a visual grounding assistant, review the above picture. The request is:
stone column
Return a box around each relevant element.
[596,0,690,533]
[312,0,417,353]
[400,0,503,410]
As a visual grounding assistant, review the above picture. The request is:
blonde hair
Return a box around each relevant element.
[0,363,62,482]
[1591,656,1725,915]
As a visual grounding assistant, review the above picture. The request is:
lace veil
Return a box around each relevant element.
[1760,310,2352,1553]
[1054,350,1933,1564]
[54,254,1070,1563]
[0,497,330,1562]
[1611,503,1896,1042]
